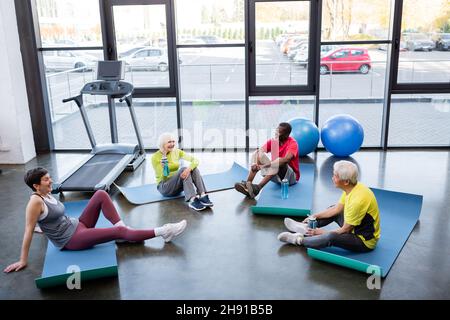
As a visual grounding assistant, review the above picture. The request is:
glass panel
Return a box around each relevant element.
[43,49,102,128]
[42,50,100,73]
[256,1,310,86]
[318,44,386,147]
[389,94,450,146]
[398,0,450,83]
[249,96,315,148]
[178,47,245,149]
[113,5,170,88]
[321,0,391,41]
[36,0,102,47]
[116,98,177,149]
[52,95,112,149]
[175,0,244,44]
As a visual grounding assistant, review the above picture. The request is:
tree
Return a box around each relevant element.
[323,0,353,40]
[233,0,244,22]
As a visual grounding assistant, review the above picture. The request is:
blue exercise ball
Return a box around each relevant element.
[321,114,364,157]
[288,118,320,156]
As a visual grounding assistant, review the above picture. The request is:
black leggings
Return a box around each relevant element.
[302,214,372,252]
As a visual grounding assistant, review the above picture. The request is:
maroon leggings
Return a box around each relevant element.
[64,190,155,250]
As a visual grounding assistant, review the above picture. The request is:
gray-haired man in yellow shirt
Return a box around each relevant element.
[278,160,380,252]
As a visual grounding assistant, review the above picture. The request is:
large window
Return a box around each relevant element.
[398,0,450,84]
[389,94,450,146]
[113,4,171,88]
[36,0,102,47]
[117,98,178,149]
[176,0,246,149]
[175,0,245,45]
[321,0,391,41]
[255,1,310,86]
[31,0,450,151]
[249,0,316,95]
[249,96,315,148]
[178,47,246,149]
[318,45,388,147]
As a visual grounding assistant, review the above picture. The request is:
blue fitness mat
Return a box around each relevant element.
[116,162,249,205]
[307,188,423,278]
[251,163,315,216]
[35,201,118,289]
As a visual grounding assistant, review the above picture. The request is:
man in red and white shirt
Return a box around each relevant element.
[235,122,300,199]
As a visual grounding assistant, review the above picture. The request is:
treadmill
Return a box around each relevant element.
[53,60,145,194]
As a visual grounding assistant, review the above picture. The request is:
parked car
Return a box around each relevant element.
[433,33,450,51]
[378,43,407,52]
[293,50,308,67]
[403,33,435,51]
[287,43,307,59]
[118,46,147,59]
[293,45,340,67]
[320,48,371,75]
[43,50,97,72]
[280,36,307,54]
[121,47,169,72]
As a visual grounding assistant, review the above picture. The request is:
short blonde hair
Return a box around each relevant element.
[158,132,176,152]
[333,160,358,185]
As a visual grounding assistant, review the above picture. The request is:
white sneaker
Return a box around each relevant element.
[284,218,308,235]
[161,220,187,243]
[277,232,303,245]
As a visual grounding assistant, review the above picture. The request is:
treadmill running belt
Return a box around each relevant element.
[61,154,126,190]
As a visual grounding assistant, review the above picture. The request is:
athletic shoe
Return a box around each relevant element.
[277,232,303,245]
[234,182,250,197]
[284,218,308,235]
[189,198,207,211]
[246,182,261,199]
[199,195,213,207]
[161,220,187,243]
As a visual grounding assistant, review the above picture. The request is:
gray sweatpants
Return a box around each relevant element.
[302,214,372,252]
[157,167,207,201]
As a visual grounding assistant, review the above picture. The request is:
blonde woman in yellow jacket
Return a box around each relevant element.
[151,133,213,211]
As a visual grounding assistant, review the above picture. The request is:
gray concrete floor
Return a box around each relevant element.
[1,150,450,299]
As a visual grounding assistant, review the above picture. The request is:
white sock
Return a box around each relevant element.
[189,196,197,203]
[296,234,304,245]
[114,220,126,227]
[200,193,206,197]
[154,226,168,237]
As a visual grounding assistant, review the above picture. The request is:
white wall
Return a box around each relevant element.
[0,0,36,164]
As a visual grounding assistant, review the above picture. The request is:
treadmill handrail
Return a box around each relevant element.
[62,95,83,108]
[119,93,132,107]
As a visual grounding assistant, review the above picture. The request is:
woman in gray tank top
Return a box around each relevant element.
[4,167,187,273]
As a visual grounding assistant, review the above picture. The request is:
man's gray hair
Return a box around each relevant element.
[333,160,358,185]
[158,132,176,152]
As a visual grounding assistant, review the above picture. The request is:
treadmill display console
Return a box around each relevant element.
[81,81,133,97]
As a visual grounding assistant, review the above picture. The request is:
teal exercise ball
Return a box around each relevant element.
[288,118,320,156]
[321,114,364,157]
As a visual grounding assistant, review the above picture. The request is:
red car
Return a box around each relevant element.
[320,48,371,75]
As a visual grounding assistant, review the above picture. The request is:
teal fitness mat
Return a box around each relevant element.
[251,163,315,216]
[307,188,423,277]
[116,162,249,205]
[35,201,118,289]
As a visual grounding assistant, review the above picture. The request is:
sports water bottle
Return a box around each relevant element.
[281,178,289,199]
[162,156,170,177]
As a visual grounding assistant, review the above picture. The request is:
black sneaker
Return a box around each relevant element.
[234,182,250,197]
[246,182,261,199]
[189,197,207,211]
[199,195,213,207]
